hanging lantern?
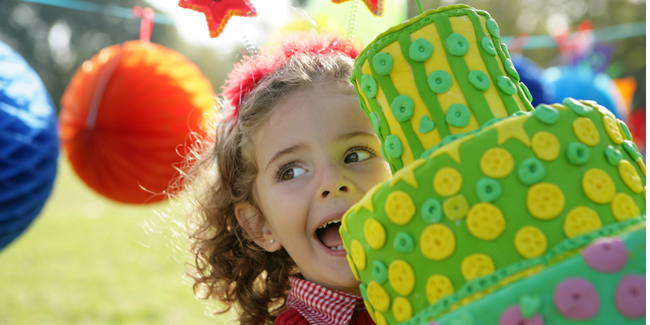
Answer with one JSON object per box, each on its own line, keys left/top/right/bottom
{"left": 0, "top": 41, "right": 59, "bottom": 250}
{"left": 60, "top": 40, "right": 215, "bottom": 204}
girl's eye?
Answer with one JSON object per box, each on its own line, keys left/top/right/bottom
{"left": 280, "top": 166, "right": 306, "bottom": 180}
{"left": 344, "top": 150, "right": 372, "bottom": 163}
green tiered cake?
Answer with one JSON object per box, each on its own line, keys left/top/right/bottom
{"left": 340, "top": 5, "right": 646, "bottom": 325}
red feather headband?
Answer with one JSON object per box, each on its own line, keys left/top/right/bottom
{"left": 221, "top": 33, "right": 360, "bottom": 121}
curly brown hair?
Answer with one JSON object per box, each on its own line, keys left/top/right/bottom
{"left": 181, "top": 36, "right": 359, "bottom": 325}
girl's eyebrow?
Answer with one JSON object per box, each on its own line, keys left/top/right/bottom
{"left": 336, "top": 131, "right": 376, "bottom": 142}
{"left": 265, "top": 144, "right": 305, "bottom": 172}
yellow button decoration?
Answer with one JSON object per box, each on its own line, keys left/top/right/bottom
{"left": 351, "top": 239, "right": 367, "bottom": 270}
{"left": 573, "top": 117, "right": 600, "bottom": 146}
{"left": 373, "top": 311, "right": 388, "bottom": 325}
{"left": 385, "top": 191, "right": 416, "bottom": 225}
{"left": 526, "top": 183, "right": 565, "bottom": 220}
{"left": 367, "top": 281, "right": 391, "bottom": 312}
{"left": 514, "top": 226, "right": 547, "bottom": 259}
{"left": 461, "top": 253, "right": 495, "bottom": 281}
{"left": 364, "top": 218, "right": 387, "bottom": 250}
{"left": 442, "top": 195, "right": 469, "bottom": 221}
{"left": 420, "top": 224, "right": 456, "bottom": 261}
{"left": 466, "top": 202, "right": 506, "bottom": 240}
{"left": 603, "top": 115, "right": 624, "bottom": 144}
{"left": 426, "top": 274, "right": 454, "bottom": 304}
{"left": 388, "top": 260, "right": 415, "bottom": 296}
{"left": 638, "top": 157, "right": 646, "bottom": 177}
{"left": 611, "top": 192, "right": 641, "bottom": 221}
{"left": 531, "top": 131, "right": 560, "bottom": 161}
{"left": 434, "top": 167, "right": 463, "bottom": 197}
{"left": 392, "top": 297, "right": 413, "bottom": 323}
{"left": 618, "top": 160, "right": 643, "bottom": 193}
{"left": 563, "top": 206, "right": 602, "bottom": 238}
{"left": 582, "top": 168, "right": 616, "bottom": 204}
{"left": 346, "top": 254, "right": 361, "bottom": 281}
{"left": 480, "top": 148, "right": 514, "bottom": 178}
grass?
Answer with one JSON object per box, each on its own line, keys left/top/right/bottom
{"left": 0, "top": 155, "right": 233, "bottom": 325}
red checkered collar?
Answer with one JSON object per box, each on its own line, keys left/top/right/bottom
{"left": 287, "top": 276, "right": 365, "bottom": 325}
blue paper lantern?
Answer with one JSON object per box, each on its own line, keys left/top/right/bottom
{"left": 0, "top": 41, "right": 59, "bottom": 251}
{"left": 510, "top": 54, "right": 552, "bottom": 107}
{"left": 541, "top": 65, "right": 624, "bottom": 119}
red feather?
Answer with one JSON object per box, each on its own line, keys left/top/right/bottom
{"left": 222, "top": 33, "right": 360, "bottom": 120}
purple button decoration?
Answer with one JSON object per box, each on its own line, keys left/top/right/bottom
{"left": 499, "top": 305, "right": 544, "bottom": 325}
{"left": 0, "top": 41, "right": 59, "bottom": 251}
{"left": 581, "top": 237, "right": 628, "bottom": 273}
{"left": 553, "top": 278, "right": 600, "bottom": 320}
{"left": 615, "top": 274, "right": 645, "bottom": 318}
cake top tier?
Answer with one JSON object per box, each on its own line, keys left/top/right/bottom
{"left": 351, "top": 5, "right": 534, "bottom": 173}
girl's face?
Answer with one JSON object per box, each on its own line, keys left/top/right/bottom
{"left": 251, "top": 82, "right": 392, "bottom": 294}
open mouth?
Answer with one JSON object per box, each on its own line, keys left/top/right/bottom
{"left": 315, "top": 219, "right": 344, "bottom": 251}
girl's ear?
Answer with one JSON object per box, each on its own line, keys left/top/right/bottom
{"left": 234, "top": 201, "right": 282, "bottom": 252}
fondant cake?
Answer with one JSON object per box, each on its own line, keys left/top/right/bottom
{"left": 340, "top": 5, "right": 646, "bottom": 325}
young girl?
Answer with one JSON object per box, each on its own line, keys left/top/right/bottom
{"left": 182, "top": 33, "right": 392, "bottom": 325}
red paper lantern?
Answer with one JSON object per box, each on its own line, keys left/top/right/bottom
{"left": 60, "top": 40, "right": 215, "bottom": 204}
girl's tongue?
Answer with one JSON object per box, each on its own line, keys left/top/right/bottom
{"left": 317, "top": 223, "right": 343, "bottom": 248}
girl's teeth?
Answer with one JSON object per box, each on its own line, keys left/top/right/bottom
{"left": 329, "top": 245, "right": 345, "bottom": 251}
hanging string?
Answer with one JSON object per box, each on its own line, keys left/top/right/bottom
{"left": 132, "top": 6, "right": 155, "bottom": 42}
{"left": 346, "top": 0, "right": 360, "bottom": 51}
{"left": 237, "top": 22, "right": 259, "bottom": 61}
{"left": 415, "top": 0, "right": 424, "bottom": 14}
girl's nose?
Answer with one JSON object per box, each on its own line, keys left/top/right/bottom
{"left": 318, "top": 163, "right": 355, "bottom": 199}
{"left": 321, "top": 185, "right": 349, "bottom": 198}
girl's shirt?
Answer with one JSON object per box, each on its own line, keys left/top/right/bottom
{"left": 274, "top": 276, "right": 375, "bottom": 325}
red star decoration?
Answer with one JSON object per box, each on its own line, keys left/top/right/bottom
{"left": 331, "top": 0, "right": 383, "bottom": 17}
{"left": 178, "top": 0, "right": 257, "bottom": 38}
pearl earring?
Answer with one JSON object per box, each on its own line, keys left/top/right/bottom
{"left": 270, "top": 239, "right": 275, "bottom": 244}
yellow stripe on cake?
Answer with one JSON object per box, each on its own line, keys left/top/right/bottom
{"left": 363, "top": 61, "right": 415, "bottom": 164}
{"left": 449, "top": 15, "right": 508, "bottom": 118}
{"left": 381, "top": 42, "right": 442, "bottom": 151}
{"left": 410, "top": 24, "right": 479, "bottom": 135}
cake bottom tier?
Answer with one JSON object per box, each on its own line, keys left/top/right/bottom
{"left": 425, "top": 222, "right": 645, "bottom": 325}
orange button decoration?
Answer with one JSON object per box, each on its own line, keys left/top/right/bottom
{"left": 60, "top": 41, "right": 215, "bottom": 204}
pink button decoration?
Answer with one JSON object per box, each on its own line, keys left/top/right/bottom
{"left": 499, "top": 305, "right": 545, "bottom": 325}
{"left": 553, "top": 278, "right": 600, "bottom": 319}
{"left": 581, "top": 237, "right": 628, "bottom": 273}
{"left": 615, "top": 274, "right": 646, "bottom": 318}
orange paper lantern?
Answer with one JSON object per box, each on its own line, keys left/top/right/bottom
{"left": 60, "top": 40, "right": 215, "bottom": 204}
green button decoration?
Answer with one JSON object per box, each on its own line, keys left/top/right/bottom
{"left": 385, "top": 135, "right": 403, "bottom": 158}
{"left": 496, "top": 76, "right": 518, "bottom": 95}
{"left": 372, "top": 261, "right": 388, "bottom": 284}
{"left": 372, "top": 52, "right": 393, "bottom": 75}
{"left": 446, "top": 104, "right": 471, "bottom": 127}
{"left": 419, "top": 115, "right": 435, "bottom": 134}
{"left": 476, "top": 177, "right": 502, "bottom": 203}
{"left": 532, "top": 104, "right": 559, "bottom": 125}
{"left": 409, "top": 38, "right": 434, "bottom": 62}
{"left": 483, "top": 117, "right": 503, "bottom": 128}
{"left": 393, "top": 232, "right": 415, "bottom": 253}
{"left": 518, "top": 157, "right": 546, "bottom": 185}
{"left": 563, "top": 97, "right": 592, "bottom": 116}
{"left": 468, "top": 70, "right": 490, "bottom": 91}
{"left": 501, "top": 43, "right": 510, "bottom": 59}
{"left": 512, "top": 111, "right": 528, "bottom": 117}
{"left": 446, "top": 33, "right": 469, "bottom": 56}
{"left": 420, "top": 144, "right": 440, "bottom": 159}
{"left": 486, "top": 18, "right": 500, "bottom": 38}
{"left": 481, "top": 37, "right": 496, "bottom": 56}
{"left": 391, "top": 95, "right": 414, "bottom": 122}
{"left": 519, "top": 295, "right": 543, "bottom": 319}
{"left": 567, "top": 142, "right": 591, "bottom": 165}
{"left": 442, "top": 134, "right": 463, "bottom": 145}
{"left": 360, "top": 74, "right": 378, "bottom": 99}
{"left": 618, "top": 119, "right": 633, "bottom": 140}
{"left": 504, "top": 59, "right": 520, "bottom": 81}
{"left": 421, "top": 198, "right": 443, "bottom": 223}
{"left": 520, "top": 82, "right": 533, "bottom": 102}
{"left": 623, "top": 140, "right": 642, "bottom": 160}
{"left": 359, "top": 283, "right": 368, "bottom": 301}
{"left": 428, "top": 70, "right": 453, "bottom": 94}
{"left": 604, "top": 145, "right": 622, "bottom": 166}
